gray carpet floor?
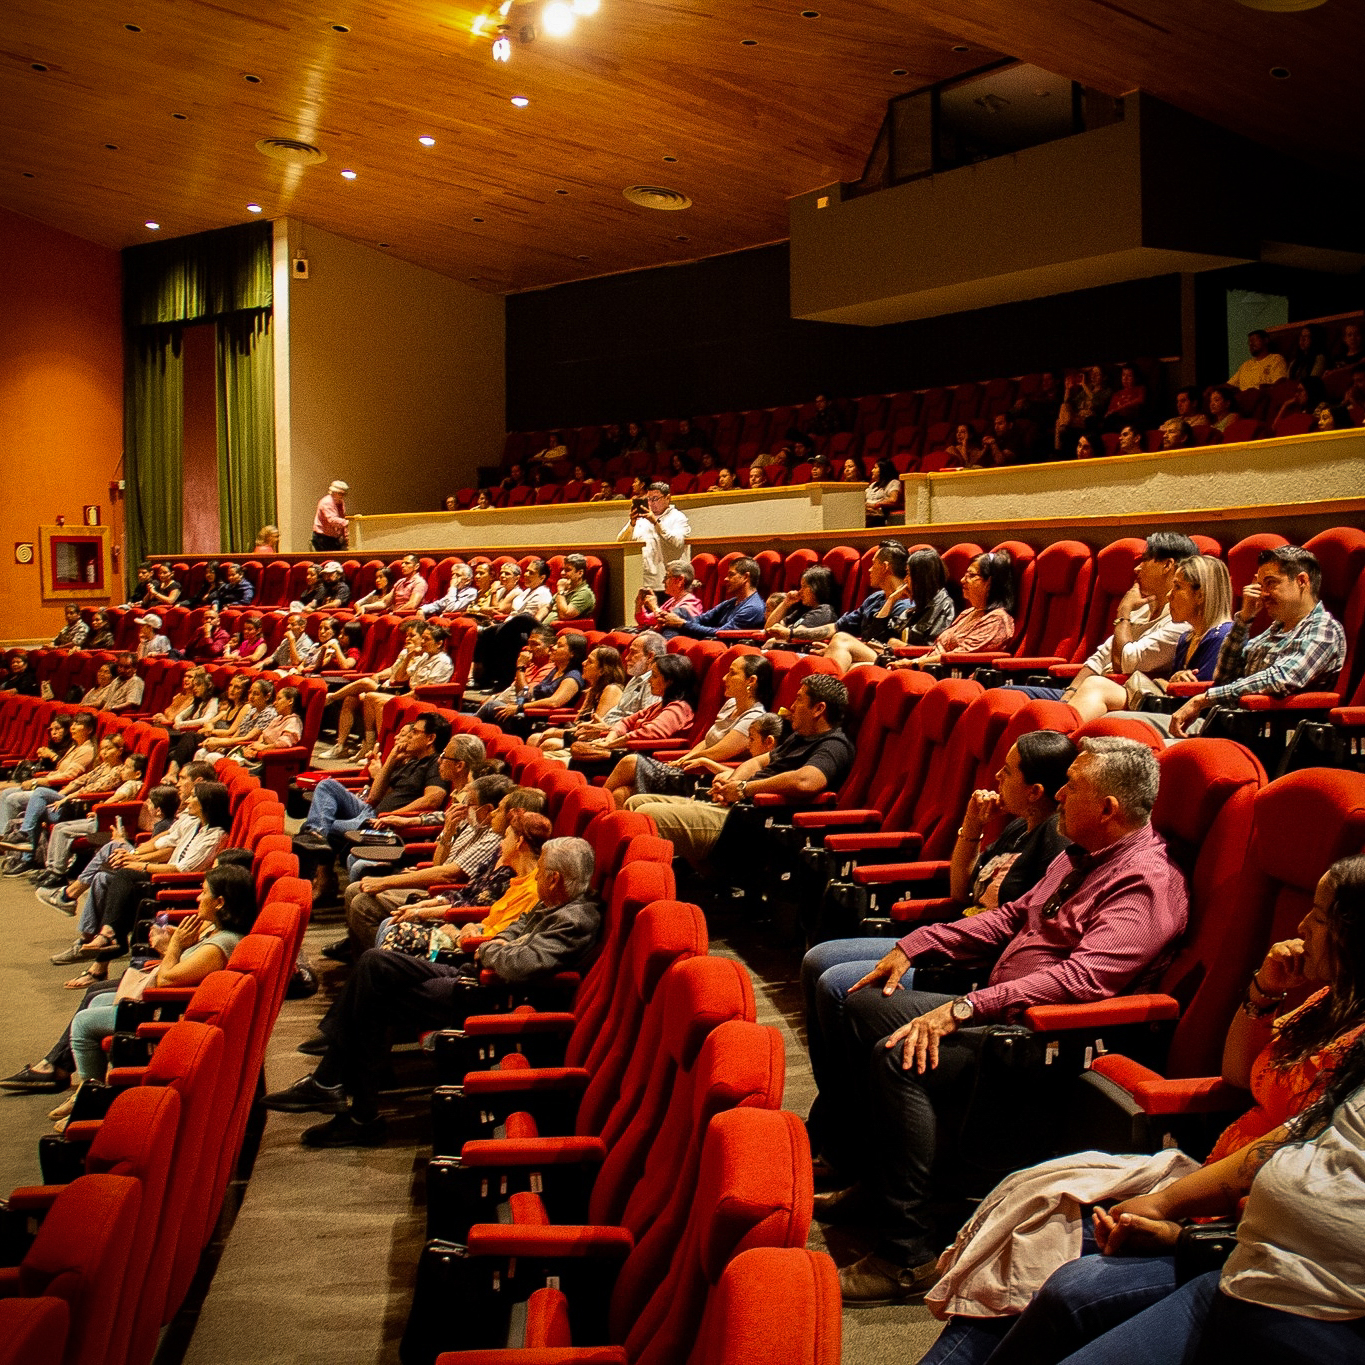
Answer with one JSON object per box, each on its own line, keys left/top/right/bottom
{"left": 0, "top": 871, "right": 944, "bottom": 1364}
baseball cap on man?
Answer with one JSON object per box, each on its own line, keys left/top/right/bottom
{"left": 323, "top": 561, "right": 343, "bottom": 574}
{"left": 329, "top": 480, "right": 350, "bottom": 495}
{"left": 137, "top": 613, "right": 162, "bottom": 629}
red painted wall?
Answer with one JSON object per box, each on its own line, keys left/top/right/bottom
{"left": 0, "top": 206, "right": 124, "bottom": 642}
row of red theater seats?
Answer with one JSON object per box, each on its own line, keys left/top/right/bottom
{"left": 1, "top": 657, "right": 334, "bottom": 803}
{"left": 498, "top": 363, "right": 1361, "bottom": 473}
{"left": 0, "top": 766, "right": 310, "bottom": 1365}
{"left": 450, "top": 638, "right": 1365, "bottom": 1181}
{"left": 129, "top": 552, "right": 609, "bottom": 621}
{"left": 282, "top": 714, "right": 840, "bottom": 1365}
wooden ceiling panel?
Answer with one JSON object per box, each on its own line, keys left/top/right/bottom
{"left": 0, "top": 0, "right": 1354, "bottom": 294}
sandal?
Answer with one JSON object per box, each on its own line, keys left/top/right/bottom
{"left": 64, "top": 966, "right": 107, "bottom": 989}
{"left": 77, "top": 931, "right": 118, "bottom": 960}
{"left": 48, "top": 1090, "right": 78, "bottom": 1121}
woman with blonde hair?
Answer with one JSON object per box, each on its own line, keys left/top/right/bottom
{"left": 1063, "top": 554, "right": 1233, "bottom": 721}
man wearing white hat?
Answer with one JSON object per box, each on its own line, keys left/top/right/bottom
{"left": 134, "top": 613, "right": 172, "bottom": 660}
{"left": 313, "top": 480, "right": 350, "bottom": 553}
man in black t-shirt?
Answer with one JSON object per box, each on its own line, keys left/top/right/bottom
{"left": 628, "top": 674, "right": 854, "bottom": 876}
{"left": 298, "top": 712, "right": 452, "bottom": 852}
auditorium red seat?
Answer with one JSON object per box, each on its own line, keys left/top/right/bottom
{"left": 1077, "top": 763, "right": 1365, "bottom": 1153}
{"left": 0, "top": 1174, "right": 141, "bottom": 1365}
{"left": 413, "top": 1105, "right": 811, "bottom": 1365}
{"left": 682, "top": 1247, "right": 841, "bottom": 1365}
{"left": 1050, "top": 537, "right": 1146, "bottom": 680}
{"left": 0, "top": 1298, "right": 69, "bottom": 1365}
{"left": 988, "top": 540, "right": 1095, "bottom": 675}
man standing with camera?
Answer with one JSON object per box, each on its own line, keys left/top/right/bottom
{"left": 616, "top": 482, "right": 690, "bottom": 592}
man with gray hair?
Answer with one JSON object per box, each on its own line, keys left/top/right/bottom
{"left": 421, "top": 561, "right": 477, "bottom": 618}
{"left": 264, "top": 834, "right": 601, "bottom": 1148}
{"left": 824, "top": 736, "right": 1189, "bottom": 1304}
{"left": 590, "top": 632, "right": 666, "bottom": 731}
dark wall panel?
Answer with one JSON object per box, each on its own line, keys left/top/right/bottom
{"left": 506, "top": 243, "right": 1184, "bottom": 431}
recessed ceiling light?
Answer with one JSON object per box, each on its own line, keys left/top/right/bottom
{"left": 740, "top": 38, "right": 757, "bottom": 45}
{"left": 1269, "top": 65, "right": 1292, "bottom": 78}
{"left": 22, "top": 171, "right": 35, "bottom": 178}
{"left": 124, "top": 23, "right": 142, "bottom": 32}
{"left": 674, "top": 234, "right": 690, "bottom": 242}
{"left": 341, "top": 169, "right": 357, "bottom": 179}
{"left": 246, "top": 203, "right": 262, "bottom": 212}
{"left": 469, "top": 275, "right": 480, "bottom": 281}
{"left": 801, "top": 9, "right": 820, "bottom": 16}
{"left": 171, "top": 111, "right": 188, "bottom": 119}
{"left": 891, "top": 67, "right": 908, "bottom": 76}
{"left": 555, "top": 188, "right": 569, "bottom": 195}
{"left": 575, "top": 254, "right": 589, "bottom": 260}
{"left": 104, "top": 143, "right": 119, "bottom": 150}
{"left": 31, "top": 63, "right": 48, "bottom": 71}
{"left": 543, "top": 1, "right": 575, "bottom": 37}
{"left": 418, "top": 135, "right": 436, "bottom": 146}
{"left": 145, "top": 221, "right": 160, "bottom": 230}
{"left": 951, "top": 44, "right": 970, "bottom": 52}
{"left": 378, "top": 241, "right": 391, "bottom": 248}
{"left": 663, "top": 154, "right": 678, "bottom": 162}
{"left": 472, "top": 216, "right": 485, "bottom": 223}
{"left": 331, "top": 22, "right": 350, "bottom": 32}
{"left": 510, "top": 95, "right": 529, "bottom": 107}
{"left": 244, "top": 73, "right": 261, "bottom": 83}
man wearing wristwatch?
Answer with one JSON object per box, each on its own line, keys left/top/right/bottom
{"left": 827, "top": 737, "right": 1189, "bottom": 1306}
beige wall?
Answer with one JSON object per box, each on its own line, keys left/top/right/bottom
{"left": 278, "top": 220, "right": 504, "bottom": 551}
{"left": 911, "top": 428, "right": 1365, "bottom": 527}
{"left": 349, "top": 482, "right": 868, "bottom": 555}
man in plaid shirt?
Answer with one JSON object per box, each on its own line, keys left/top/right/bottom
{"left": 1171, "top": 545, "right": 1346, "bottom": 737}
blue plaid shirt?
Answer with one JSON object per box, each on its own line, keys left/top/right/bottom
{"left": 1207, "top": 601, "right": 1346, "bottom": 702}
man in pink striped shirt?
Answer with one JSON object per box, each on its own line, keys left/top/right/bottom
{"left": 312, "top": 480, "right": 349, "bottom": 552}
{"left": 823, "top": 737, "right": 1189, "bottom": 1304}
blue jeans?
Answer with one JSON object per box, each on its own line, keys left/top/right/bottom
{"left": 801, "top": 937, "right": 911, "bottom": 1175}
{"left": 1000, "top": 684, "right": 1065, "bottom": 702}
{"left": 305, "top": 779, "right": 375, "bottom": 838}
{"left": 921, "top": 1228, "right": 1178, "bottom": 1365}
{"left": 70, "top": 996, "right": 122, "bottom": 1080}
{"left": 12, "top": 786, "right": 63, "bottom": 855}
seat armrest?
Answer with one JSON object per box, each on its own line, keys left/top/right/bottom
{"left": 790, "top": 807, "right": 881, "bottom": 831}
{"left": 461, "top": 1012, "right": 578, "bottom": 1038}
{"left": 1240, "top": 692, "right": 1340, "bottom": 712}
{"left": 465, "top": 1224, "right": 634, "bottom": 1259}
{"left": 461, "top": 1066, "right": 591, "bottom": 1096}
{"left": 1024, "top": 994, "right": 1181, "bottom": 1032}
{"left": 1166, "top": 681, "right": 1213, "bottom": 698}
{"left": 458, "top": 1136, "right": 607, "bottom": 1168}
{"left": 1089, "top": 1054, "right": 1249, "bottom": 1116}
{"left": 996, "top": 656, "right": 1067, "bottom": 672}
{"left": 889, "top": 896, "right": 962, "bottom": 924}
{"left": 4, "top": 1186, "right": 62, "bottom": 1214}
{"left": 938, "top": 650, "right": 1010, "bottom": 666}
{"left": 827, "top": 831, "right": 924, "bottom": 857}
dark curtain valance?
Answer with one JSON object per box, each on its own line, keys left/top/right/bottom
{"left": 123, "top": 219, "right": 273, "bottom": 328}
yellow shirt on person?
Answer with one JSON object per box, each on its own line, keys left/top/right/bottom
{"left": 475, "top": 869, "right": 541, "bottom": 939}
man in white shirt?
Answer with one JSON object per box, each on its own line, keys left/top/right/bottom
{"left": 617, "top": 482, "right": 691, "bottom": 592}
{"left": 421, "top": 562, "right": 477, "bottom": 618}
{"left": 1229, "top": 330, "right": 1290, "bottom": 390}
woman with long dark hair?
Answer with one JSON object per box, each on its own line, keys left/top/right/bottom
{"left": 894, "top": 551, "right": 1016, "bottom": 667}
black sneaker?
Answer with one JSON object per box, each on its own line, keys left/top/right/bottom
{"left": 261, "top": 1074, "right": 348, "bottom": 1114}
{"left": 294, "top": 829, "right": 332, "bottom": 850}
{"left": 300, "top": 1113, "right": 387, "bottom": 1148}
{"left": 320, "top": 939, "right": 354, "bottom": 963}
{"left": 3, "top": 856, "right": 34, "bottom": 878}
{"left": 297, "top": 1032, "right": 331, "bottom": 1056}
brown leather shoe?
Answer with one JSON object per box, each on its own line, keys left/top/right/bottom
{"left": 838, "top": 1252, "right": 940, "bottom": 1307}
{"left": 812, "top": 1183, "right": 875, "bottom": 1226}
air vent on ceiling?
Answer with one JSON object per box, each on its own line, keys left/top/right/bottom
{"left": 622, "top": 184, "right": 692, "bottom": 210}
{"left": 255, "top": 137, "right": 328, "bottom": 165}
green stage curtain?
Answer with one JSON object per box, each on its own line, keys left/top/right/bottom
{"left": 122, "top": 220, "right": 275, "bottom": 580}
{"left": 216, "top": 310, "right": 276, "bottom": 553}
{"left": 123, "top": 328, "right": 183, "bottom": 571}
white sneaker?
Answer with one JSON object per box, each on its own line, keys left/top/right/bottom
{"left": 318, "top": 744, "right": 347, "bottom": 761}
